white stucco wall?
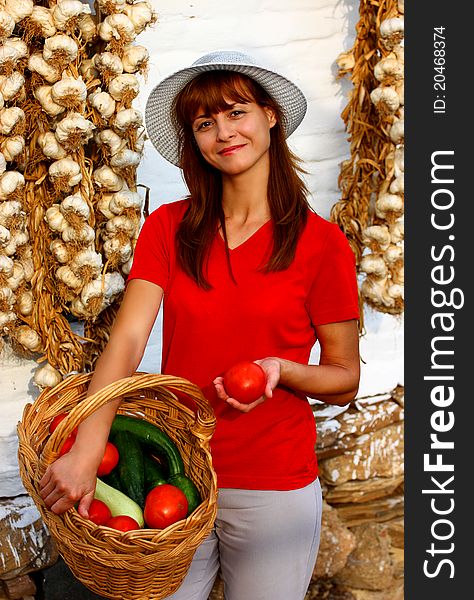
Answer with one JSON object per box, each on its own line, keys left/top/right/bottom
{"left": 1, "top": 0, "right": 403, "bottom": 497}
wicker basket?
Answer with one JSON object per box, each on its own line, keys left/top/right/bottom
{"left": 17, "top": 372, "right": 218, "bottom": 600}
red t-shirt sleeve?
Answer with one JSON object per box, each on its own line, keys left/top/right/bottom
{"left": 127, "top": 205, "right": 172, "bottom": 292}
{"left": 306, "top": 223, "right": 360, "bottom": 326}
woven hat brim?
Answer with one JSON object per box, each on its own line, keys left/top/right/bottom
{"left": 145, "top": 62, "right": 307, "bottom": 166}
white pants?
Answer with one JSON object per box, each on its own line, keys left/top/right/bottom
{"left": 167, "top": 479, "right": 322, "bottom": 600}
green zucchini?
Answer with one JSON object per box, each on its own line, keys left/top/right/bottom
{"left": 143, "top": 453, "right": 167, "bottom": 493}
{"left": 168, "top": 474, "right": 202, "bottom": 516}
{"left": 111, "top": 430, "right": 145, "bottom": 508}
{"left": 111, "top": 415, "right": 184, "bottom": 477}
{"left": 94, "top": 478, "right": 144, "bottom": 527}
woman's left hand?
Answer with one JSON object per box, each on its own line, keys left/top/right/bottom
{"left": 213, "top": 357, "right": 281, "bottom": 413}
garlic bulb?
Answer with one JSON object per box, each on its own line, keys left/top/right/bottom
{"left": 0, "top": 285, "right": 15, "bottom": 306}
{"left": 389, "top": 119, "right": 404, "bottom": 145}
{"left": 29, "top": 6, "right": 57, "bottom": 38}
{"left": 56, "top": 264, "right": 83, "bottom": 291}
{"left": 34, "top": 363, "right": 62, "bottom": 388}
{"left": 391, "top": 265, "right": 404, "bottom": 285}
{"left": 60, "top": 193, "right": 91, "bottom": 221}
{"left": 103, "top": 236, "right": 132, "bottom": 264}
{"left": 113, "top": 107, "right": 143, "bottom": 132}
{"left": 14, "top": 324, "right": 42, "bottom": 352}
{"left": 33, "top": 85, "right": 66, "bottom": 117}
{"left": 361, "top": 277, "right": 393, "bottom": 308}
{"left": 121, "top": 255, "right": 133, "bottom": 275}
{"left": 0, "top": 310, "right": 15, "bottom": 329}
{"left": 0, "top": 224, "right": 10, "bottom": 247}
{"left": 380, "top": 17, "right": 404, "bottom": 48}
{"left": 104, "top": 215, "right": 137, "bottom": 238}
{"left": 398, "top": 0, "right": 404, "bottom": 13}
{"left": 387, "top": 283, "right": 404, "bottom": 302}
{"left": 389, "top": 219, "right": 404, "bottom": 244}
{"left": 0, "top": 199, "right": 22, "bottom": 223}
{"left": 96, "top": 193, "right": 115, "bottom": 219}
{"left": 98, "top": 14, "right": 136, "bottom": 44}
{"left": 52, "top": 0, "right": 91, "bottom": 31}
{"left": 92, "top": 52, "right": 123, "bottom": 78}
{"left": 389, "top": 174, "right": 404, "bottom": 195}
{"left": 45, "top": 205, "right": 67, "bottom": 232}
{"left": 0, "top": 11, "right": 15, "bottom": 42}
{"left": 336, "top": 50, "right": 355, "bottom": 72}
{"left": 95, "top": 128, "right": 124, "bottom": 155}
{"left": 0, "top": 71, "right": 25, "bottom": 102}
{"left": 374, "top": 57, "right": 404, "bottom": 84}
{"left": 384, "top": 244, "right": 404, "bottom": 265}
{"left": 79, "top": 58, "right": 99, "bottom": 81}
{"left": 108, "top": 73, "right": 139, "bottom": 102}
{"left": 121, "top": 45, "right": 149, "bottom": 74}
{"left": 0, "top": 39, "right": 28, "bottom": 70}
{"left": 370, "top": 86, "right": 400, "bottom": 115}
{"left": 50, "top": 238, "right": 70, "bottom": 263}
{"left": 43, "top": 34, "right": 78, "bottom": 64}
{"left": 28, "top": 53, "right": 61, "bottom": 84}
{"left": 51, "top": 74, "right": 88, "bottom": 108}
{"left": 21, "top": 253, "right": 34, "bottom": 282}
{"left": 61, "top": 223, "right": 95, "bottom": 244}
{"left": 38, "top": 131, "right": 68, "bottom": 160}
{"left": 124, "top": 2, "right": 155, "bottom": 34}
{"left": 70, "top": 249, "right": 103, "bottom": 279}
{"left": 362, "top": 225, "right": 391, "bottom": 250}
{"left": 49, "top": 157, "right": 82, "bottom": 188}
{"left": 4, "top": 0, "right": 34, "bottom": 24}
{"left": 80, "top": 271, "right": 125, "bottom": 311}
{"left": 6, "top": 261, "right": 25, "bottom": 291}
{"left": 0, "top": 152, "right": 5, "bottom": 174}
{"left": 97, "top": 0, "right": 127, "bottom": 15}
{"left": 1, "top": 135, "right": 25, "bottom": 162}
{"left": 109, "top": 190, "right": 142, "bottom": 214}
{"left": 77, "top": 13, "right": 97, "bottom": 42}
{"left": 54, "top": 112, "right": 95, "bottom": 149}
{"left": 93, "top": 165, "right": 124, "bottom": 191}
{"left": 0, "top": 170, "right": 25, "bottom": 199}
{"left": 17, "top": 290, "right": 33, "bottom": 316}
{"left": 375, "top": 192, "right": 404, "bottom": 220}
{"left": 110, "top": 147, "right": 141, "bottom": 168}
{"left": 394, "top": 146, "right": 404, "bottom": 178}
{"left": 89, "top": 89, "right": 116, "bottom": 119}
{"left": 0, "top": 254, "right": 14, "bottom": 278}
{"left": 360, "top": 253, "right": 388, "bottom": 278}
{"left": 0, "top": 106, "right": 25, "bottom": 135}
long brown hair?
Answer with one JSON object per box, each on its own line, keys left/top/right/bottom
{"left": 172, "top": 70, "right": 312, "bottom": 289}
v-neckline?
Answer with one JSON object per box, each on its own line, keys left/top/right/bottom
{"left": 217, "top": 219, "right": 272, "bottom": 252}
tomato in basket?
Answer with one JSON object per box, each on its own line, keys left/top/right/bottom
{"left": 49, "top": 413, "right": 78, "bottom": 437}
{"left": 97, "top": 441, "right": 119, "bottom": 476}
{"left": 88, "top": 499, "right": 112, "bottom": 526}
{"left": 144, "top": 484, "right": 188, "bottom": 529}
{"left": 59, "top": 435, "right": 75, "bottom": 456}
{"left": 106, "top": 515, "right": 141, "bottom": 532}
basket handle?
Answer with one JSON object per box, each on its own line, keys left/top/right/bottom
{"left": 40, "top": 373, "right": 216, "bottom": 473}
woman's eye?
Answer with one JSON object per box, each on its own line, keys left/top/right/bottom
{"left": 231, "top": 110, "right": 244, "bottom": 117}
{"left": 197, "top": 120, "right": 212, "bottom": 130}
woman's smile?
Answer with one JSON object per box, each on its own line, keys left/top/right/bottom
{"left": 218, "top": 144, "right": 247, "bottom": 156}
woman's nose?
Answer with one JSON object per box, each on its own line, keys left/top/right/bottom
{"left": 215, "top": 117, "right": 235, "bottom": 141}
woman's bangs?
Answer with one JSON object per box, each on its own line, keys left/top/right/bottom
{"left": 181, "top": 72, "right": 258, "bottom": 123}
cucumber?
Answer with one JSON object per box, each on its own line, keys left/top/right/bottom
{"left": 101, "top": 468, "right": 123, "bottom": 493}
{"left": 143, "top": 453, "right": 167, "bottom": 493}
{"left": 111, "top": 430, "right": 145, "bottom": 508}
{"left": 168, "top": 474, "right": 202, "bottom": 516}
{"left": 94, "top": 477, "right": 144, "bottom": 527}
{"left": 111, "top": 415, "right": 184, "bottom": 477}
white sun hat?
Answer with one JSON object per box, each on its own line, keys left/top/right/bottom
{"left": 144, "top": 50, "right": 308, "bottom": 166}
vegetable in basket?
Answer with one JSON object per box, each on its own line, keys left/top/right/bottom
{"left": 94, "top": 477, "right": 144, "bottom": 527}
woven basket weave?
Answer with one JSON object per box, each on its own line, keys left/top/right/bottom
{"left": 17, "top": 372, "right": 218, "bottom": 600}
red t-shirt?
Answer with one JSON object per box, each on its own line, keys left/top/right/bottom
{"left": 128, "top": 199, "right": 359, "bottom": 490}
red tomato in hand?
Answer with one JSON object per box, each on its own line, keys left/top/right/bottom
{"left": 49, "top": 413, "right": 78, "bottom": 438}
{"left": 97, "top": 442, "right": 119, "bottom": 476}
{"left": 106, "top": 515, "right": 140, "bottom": 532}
{"left": 223, "top": 361, "right": 267, "bottom": 404}
{"left": 144, "top": 484, "right": 188, "bottom": 529}
{"left": 88, "top": 499, "right": 112, "bottom": 526}
{"left": 59, "top": 434, "right": 75, "bottom": 456}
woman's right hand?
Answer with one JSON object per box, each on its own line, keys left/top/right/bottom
{"left": 39, "top": 447, "right": 100, "bottom": 518}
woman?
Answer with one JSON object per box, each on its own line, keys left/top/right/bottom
{"left": 39, "top": 51, "right": 360, "bottom": 599}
